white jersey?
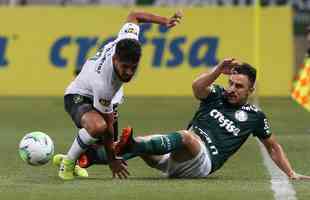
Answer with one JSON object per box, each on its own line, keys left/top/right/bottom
{"left": 65, "top": 22, "right": 140, "bottom": 113}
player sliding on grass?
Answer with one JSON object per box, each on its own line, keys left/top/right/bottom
{"left": 79, "top": 58, "right": 310, "bottom": 180}
{"left": 53, "top": 10, "right": 183, "bottom": 180}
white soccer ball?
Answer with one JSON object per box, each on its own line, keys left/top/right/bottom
{"left": 18, "top": 131, "right": 54, "bottom": 166}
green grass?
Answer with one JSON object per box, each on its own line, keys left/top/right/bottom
{"left": 0, "top": 96, "right": 309, "bottom": 200}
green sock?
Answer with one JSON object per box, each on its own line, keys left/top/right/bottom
{"left": 132, "top": 132, "right": 183, "bottom": 155}
{"left": 92, "top": 132, "right": 183, "bottom": 164}
{"left": 96, "top": 148, "right": 108, "bottom": 164}
{"left": 94, "top": 148, "right": 137, "bottom": 163}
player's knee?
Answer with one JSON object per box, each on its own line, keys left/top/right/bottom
{"left": 135, "top": 136, "right": 144, "bottom": 142}
{"left": 178, "top": 130, "right": 197, "bottom": 147}
{"left": 83, "top": 120, "right": 107, "bottom": 137}
{"left": 81, "top": 112, "right": 108, "bottom": 137}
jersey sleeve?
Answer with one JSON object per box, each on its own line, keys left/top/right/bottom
{"left": 117, "top": 23, "right": 140, "bottom": 41}
{"left": 201, "top": 84, "right": 225, "bottom": 103}
{"left": 252, "top": 112, "right": 272, "bottom": 139}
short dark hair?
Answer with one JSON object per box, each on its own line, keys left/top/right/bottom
{"left": 115, "top": 38, "right": 141, "bottom": 63}
{"left": 233, "top": 63, "right": 257, "bottom": 87}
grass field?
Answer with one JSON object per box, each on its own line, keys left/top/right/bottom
{"left": 0, "top": 96, "right": 309, "bottom": 200}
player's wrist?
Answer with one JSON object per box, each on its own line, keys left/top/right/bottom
{"left": 287, "top": 170, "right": 296, "bottom": 179}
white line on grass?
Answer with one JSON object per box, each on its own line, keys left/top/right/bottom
{"left": 257, "top": 140, "right": 297, "bottom": 200}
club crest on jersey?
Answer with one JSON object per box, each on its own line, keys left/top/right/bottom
{"left": 99, "top": 99, "right": 111, "bottom": 107}
{"left": 73, "top": 95, "right": 83, "bottom": 104}
{"left": 235, "top": 110, "right": 248, "bottom": 122}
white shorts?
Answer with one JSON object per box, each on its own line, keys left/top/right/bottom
{"left": 158, "top": 140, "right": 212, "bottom": 178}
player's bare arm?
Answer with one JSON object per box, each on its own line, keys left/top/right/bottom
{"left": 101, "top": 113, "right": 129, "bottom": 179}
{"left": 261, "top": 135, "right": 310, "bottom": 180}
{"left": 192, "top": 58, "right": 241, "bottom": 100}
{"left": 126, "top": 10, "right": 182, "bottom": 28}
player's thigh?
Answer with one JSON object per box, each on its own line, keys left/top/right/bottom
{"left": 64, "top": 94, "right": 94, "bottom": 127}
{"left": 80, "top": 111, "right": 108, "bottom": 135}
{"left": 170, "top": 130, "right": 201, "bottom": 163}
{"left": 64, "top": 94, "right": 106, "bottom": 134}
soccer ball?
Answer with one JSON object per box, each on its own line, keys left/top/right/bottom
{"left": 18, "top": 131, "right": 54, "bottom": 166}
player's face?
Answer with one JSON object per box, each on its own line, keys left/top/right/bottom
{"left": 225, "top": 74, "right": 254, "bottom": 105}
{"left": 114, "top": 59, "right": 138, "bottom": 83}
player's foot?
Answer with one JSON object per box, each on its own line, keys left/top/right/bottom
{"left": 58, "top": 157, "right": 75, "bottom": 180}
{"left": 77, "top": 144, "right": 109, "bottom": 168}
{"left": 54, "top": 154, "right": 88, "bottom": 179}
{"left": 74, "top": 165, "right": 88, "bottom": 178}
{"left": 115, "top": 127, "right": 135, "bottom": 156}
{"left": 78, "top": 154, "right": 91, "bottom": 168}
{"left": 53, "top": 154, "right": 65, "bottom": 166}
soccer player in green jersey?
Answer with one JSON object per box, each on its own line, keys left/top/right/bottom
{"left": 78, "top": 58, "right": 310, "bottom": 179}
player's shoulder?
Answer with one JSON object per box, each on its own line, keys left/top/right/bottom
{"left": 117, "top": 22, "right": 140, "bottom": 41}
{"left": 241, "top": 103, "right": 261, "bottom": 113}
{"left": 209, "top": 84, "right": 225, "bottom": 95}
{"left": 119, "top": 22, "right": 139, "bottom": 35}
{"left": 241, "top": 103, "right": 267, "bottom": 118}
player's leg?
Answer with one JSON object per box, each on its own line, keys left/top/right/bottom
{"left": 115, "top": 129, "right": 204, "bottom": 174}
{"left": 79, "top": 128, "right": 201, "bottom": 169}
{"left": 74, "top": 129, "right": 210, "bottom": 178}
{"left": 57, "top": 94, "right": 107, "bottom": 180}
{"left": 136, "top": 131, "right": 212, "bottom": 178}
{"left": 132, "top": 130, "right": 202, "bottom": 173}
{"left": 113, "top": 104, "right": 119, "bottom": 141}
{"left": 77, "top": 103, "right": 119, "bottom": 168}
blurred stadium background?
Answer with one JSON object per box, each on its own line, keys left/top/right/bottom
{"left": 0, "top": 1, "right": 309, "bottom": 200}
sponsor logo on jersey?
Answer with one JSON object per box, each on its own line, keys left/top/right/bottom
{"left": 210, "top": 109, "right": 240, "bottom": 136}
{"left": 124, "top": 27, "right": 138, "bottom": 36}
{"left": 263, "top": 118, "right": 271, "bottom": 134}
{"left": 99, "top": 98, "right": 111, "bottom": 107}
{"left": 241, "top": 104, "right": 258, "bottom": 112}
{"left": 234, "top": 110, "right": 248, "bottom": 122}
{"left": 210, "top": 84, "right": 216, "bottom": 93}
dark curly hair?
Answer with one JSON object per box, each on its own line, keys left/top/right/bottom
{"left": 115, "top": 38, "right": 141, "bottom": 63}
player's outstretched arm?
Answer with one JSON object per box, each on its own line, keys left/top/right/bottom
{"left": 101, "top": 113, "right": 130, "bottom": 179}
{"left": 261, "top": 135, "right": 310, "bottom": 180}
{"left": 127, "top": 10, "right": 182, "bottom": 28}
{"left": 192, "top": 58, "right": 241, "bottom": 100}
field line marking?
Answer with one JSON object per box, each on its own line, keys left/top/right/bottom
{"left": 257, "top": 139, "right": 297, "bottom": 200}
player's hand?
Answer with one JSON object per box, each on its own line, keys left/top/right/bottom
{"left": 289, "top": 172, "right": 310, "bottom": 180}
{"left": 109, "top": 157, "right": 130, "bottom": 179}
{"left": 165, "top": 10, "right": 183, "bottom": 28}
{"left": 217, "top": 58, "right": 242, "bottom": 75}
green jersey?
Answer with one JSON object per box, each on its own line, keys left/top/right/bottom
{"left": 189, "top": 85, "right": 272, "bottom": 173}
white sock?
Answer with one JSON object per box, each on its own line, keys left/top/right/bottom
{"left": 66, "top": 128, "right": 98, "bottom": 161}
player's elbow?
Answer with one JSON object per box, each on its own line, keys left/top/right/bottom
{"left": 192, "top": 81, "right": 204, "bottom": 100}
{"left": 192, "top": 84, "right": 200, "bottom": 100}
{"left": 127, "top": 10, "right": 140, "bottom": 23}
{"left": 267, "top": 143, "right": 283, "bottom": 160}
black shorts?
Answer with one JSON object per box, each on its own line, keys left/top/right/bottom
{"left": 64, "top": 94, "right": 95, "bottom": 128}
{"left": 64, "top": 94, "right": 120, "bottom": 129}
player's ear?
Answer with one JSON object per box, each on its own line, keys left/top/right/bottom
{"left": 112, "top": 54, "right": 118, "bottom": 65}
{"left": 249, "top": 87, "right": 255, "bottom": 93}
{"left": 249, "top": 83, "right": 255, "bottom": 94}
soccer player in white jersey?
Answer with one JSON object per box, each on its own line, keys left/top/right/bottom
{"left": 53, "top": 10, "right": 183, "bottom": 180}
